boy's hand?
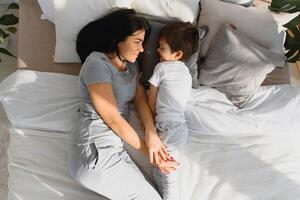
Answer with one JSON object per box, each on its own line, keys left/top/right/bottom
{"left": 157, "top": 158, "right": 180, "bottom": 174}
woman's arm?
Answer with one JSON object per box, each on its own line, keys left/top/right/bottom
{"left": 133, "top": 80, "right": 170, "bottom": 164}
{"left": 89, "top": 81, "right": 178, "bottom": 173}
{"left": 147, "top": 84, "right": 158, "bottom": 116}
{"left": 88, "top": 83, "right": 149, "bottom": 156}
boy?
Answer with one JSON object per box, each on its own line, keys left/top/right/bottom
{"left": 147, "top": 21, "right": 200, "bottom": 200}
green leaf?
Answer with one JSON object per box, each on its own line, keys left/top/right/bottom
{"left": 269, "top": 0, "right": 300, "bottom": 13}
{"left": 0, "top": 29, "right": 9, "bottom": 39}
{"left": 283, "top": 14, "right": 300, "bottom": 63}
{"left": 8, "top": 3, "right": 19, "bottom": 10}
{"left": 0, "top": 48, "right": 16, "bottom": 58}
{"left": 0, "top": 36, "right": 4, "bottom": 45}
{"left": 2, "top": 3, "right": 19, "bottom": 15}
{"left": 0, "top": 14, "right": 18, "bottom": 26}
{"left": 284, "top": 14, "right": 300, "bottom": 29}
{"left": 6, "top": 27, "right": 17, "bottom": 34}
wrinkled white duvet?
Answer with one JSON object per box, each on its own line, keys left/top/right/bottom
{"left": 1, "top": 70, "right": 300, "bottom": 200}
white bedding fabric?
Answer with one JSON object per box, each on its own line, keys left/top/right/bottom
{"left": 0, "top": 70, "right": 81, "bottom": 133}
{"left": 1, "top": 70, "right": 300, "bottom": 200}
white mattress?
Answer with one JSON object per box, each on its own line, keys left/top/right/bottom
{"left": 1, "top": 70, "right": 300, "bottom": 200}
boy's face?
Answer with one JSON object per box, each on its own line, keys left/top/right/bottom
{"left": 157, "top": 38, "right": 182, "bottom": 62}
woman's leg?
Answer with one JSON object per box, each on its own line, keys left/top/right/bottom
{"left": 70, "top": 144, "right": 161, "bottom": 200}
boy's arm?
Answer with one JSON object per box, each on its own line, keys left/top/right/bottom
{"left": 147, "top": 84, "right": 158, "bottom": 116}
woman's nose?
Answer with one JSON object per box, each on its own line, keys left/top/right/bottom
{"left": 139, "top": 45, "right": 144, "bottom": 52}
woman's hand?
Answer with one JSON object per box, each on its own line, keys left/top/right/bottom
{"left": 145, "top": 128, "right": 172, "bottom": 165}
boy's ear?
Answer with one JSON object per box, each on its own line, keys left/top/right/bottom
{"left": 175, "top": 50, "right": 184, "bottom": 60}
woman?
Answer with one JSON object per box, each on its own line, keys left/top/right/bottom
{"left": 69, "top": 9, "right": 178, "bottom": 200}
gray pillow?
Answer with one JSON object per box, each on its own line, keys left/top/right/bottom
{"left": 138, "top": 18, "right": 205, "bottom": 89}
{"left": 199, "top": 24, "right": 286, "bottom": 108}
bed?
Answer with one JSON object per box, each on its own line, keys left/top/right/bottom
{"left": 1, "top": 0, "right": 300, "bottom": 200}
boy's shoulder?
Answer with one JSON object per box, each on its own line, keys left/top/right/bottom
{"left": 156, "top": 61, "right": 186, "bottom": 70}
{"left": 156, "top": 60, "right": 183, "bottom": 67}
{"left": 154, "top": 61, "right": 171, "bottom": 73}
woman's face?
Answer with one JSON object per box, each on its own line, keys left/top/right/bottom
{"left": 118, "top": 29, "right": 145, "bottom": 63}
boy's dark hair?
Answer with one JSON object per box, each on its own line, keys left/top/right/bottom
{"left": 160, "top": 21, "right": 199, "bottom": 61}
{"left": 76, "top": 9, "right": 151, "bottom": 63}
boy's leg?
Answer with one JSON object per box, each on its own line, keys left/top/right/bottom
{"left": 153, "top": 122, "right": 189, "bottom": 200}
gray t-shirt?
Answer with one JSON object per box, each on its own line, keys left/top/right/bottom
{"left": 80, "top": 52, "right": 138, "bottom": 119}
{"left": 72, "top": 52, "right": 138, "bottom": 145}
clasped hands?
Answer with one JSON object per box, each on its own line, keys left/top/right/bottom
{"left": 145, "top": 131, "right": 179, "bottom": 174}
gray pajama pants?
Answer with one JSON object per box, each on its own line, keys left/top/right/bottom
{"left": 153, "top": 120, "right": 189, "bottom": 200}
{"left": 69, "top": 109, "right": 161, "bottom": 200}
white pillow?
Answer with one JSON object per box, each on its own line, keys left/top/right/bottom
{"left": 198, "top": 0, "right": 286, "bottom": 57}
{"left": 37, "top": 0, "right": 55, "bottom": 23}
{"left": 53, "top": 0, "right": 201, "bottom": 63}
{"left": 132, "top": 0, "right": 200, "bottom": 23}
{"left": 53, "top": 0, "right": 132, "bottom": 63}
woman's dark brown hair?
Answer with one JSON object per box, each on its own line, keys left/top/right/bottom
{"left": 76, "top": 9, "right": 151, "bottom": 63}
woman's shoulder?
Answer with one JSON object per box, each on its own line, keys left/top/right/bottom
{"left": 81, "top": 52, "right": 112, "bottom": 76}
{"left": 84, "top": 52, "right": 111, "bottom": 69}
{"left": 85, "top": 51, "right": 107, "bottom": 64}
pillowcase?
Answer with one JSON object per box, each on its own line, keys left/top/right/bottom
{"left": 53, "top": 0, "right": 132, "bottom": 63}
{"left": 132, "top": 0, "right": 200, "bottom": 23}
{"left": 37, "top": 0, "right": 54, "bottom": 23}
{"left": 139, "top": 18, "right": 206, "bottom": 89}
{"left": 198, "top": 0, "right": 286, "bottom": 58}
{"left": 199, "top": 24, "right": 286, "bottom": 108}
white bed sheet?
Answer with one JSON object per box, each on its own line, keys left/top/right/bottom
{"left": 0, "top": 70, "right": 80, "bottom": 133}
{"left": 1, "top": 70, "right": 300, "bottom": 200}
{"left": 7, "top": 127, "right": 106, "bottom": 200}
